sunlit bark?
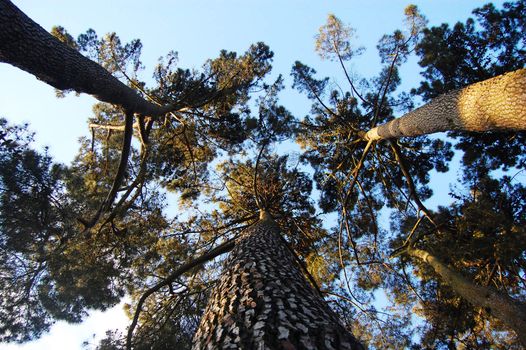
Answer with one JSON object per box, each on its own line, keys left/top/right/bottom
{"left": 365, "top": 69, "right": 526, "bottom": 140}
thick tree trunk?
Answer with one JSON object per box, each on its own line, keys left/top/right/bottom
{"left": 192, "top": 211, "right": 363, "bottom": 350}
{"left": 365, "top": 69, "right": 526, "bottom": 141}
{"left": 0, "top": 0, "right": 171, "bottom": 116}
{"left": 408, "top": 247, "right": 526, "bottom": 346}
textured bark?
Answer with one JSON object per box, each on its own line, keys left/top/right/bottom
{"left": 192, "top": 211, "right": 363, "bottom": 350}
{"left": 365, "top": 69, "right": 526, "bottom": 140}
{"left": 0, "top": 0, "right": 172, "bottom": 116}
{"left": 408, "top": 248, "right": 526, "bottom": 346}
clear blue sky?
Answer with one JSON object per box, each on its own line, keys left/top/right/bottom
{"left": 0, "top": 1, "right": 507, "bottom": 348}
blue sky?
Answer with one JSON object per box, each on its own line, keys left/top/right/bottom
{"left": 2, "top": 0, "right": 507, "bottom": 164}
{"left": 0, "top": 1, "right": 508, "bottom": 348}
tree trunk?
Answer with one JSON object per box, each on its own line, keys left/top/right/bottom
{"left": 408, "top": 247, "right": 526, "bottom": 346}
{"left": 365, "top": 69, "right": 526, "bottom": 141}
{"left": 192, "top": 211, "right": 363, "bottom": 350}
{"left": 0, "top": 0, "right": 171, "bottom": 116}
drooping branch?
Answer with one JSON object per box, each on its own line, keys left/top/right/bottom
{"left": 371, "top": 50, "right": 400, "bottom": 128}
{"left": 342, "top": 139, "right": 373, "bottom": 208}
{"left": 80, "top": 110, "right": 135, "bottom": 229}
{"left": 333, "top": 47, "right": 368, "bottom": 106}
{"left": 102, "top": 110, "right": 134, "bottom": 210}
{"left": 100, "top": 136, "right": 152, "bottom": 229}
{"left": 0, "top": 0, "right": 174, "bottom": 116}
{"left": 126, "top": 239, "right": 236, "bottom": 350}
{"left": 365, "top": 69, "right": 526, "bottom": 141}
{"left": 295, "top": 64, "right": 346, "bottom": 126}
{"left": 389, "top": 141, "right": 435, "bottom": 225}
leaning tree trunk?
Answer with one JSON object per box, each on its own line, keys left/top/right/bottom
{"left": 192, "top": 211, "right": 363, "bottom": 350}
{"left": 408, "top": 247, "right": 526, "bottom": 346}
{"left": 364, "top": 68, "right": 526, "bottom": 141}
{"left": 0, "top": 0, "right": 171, "bottom": 116}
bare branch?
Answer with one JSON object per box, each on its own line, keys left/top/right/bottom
{"left": 126, "top": 239, "right": 236, "bottom": 350}
{"left": 81, "top": 109, "right": 135, "bottom": 229}
{"left": 342, "top": 139, "right": 373, "bottom": 209}
{"left": 389, "top": 141, "right": 436, "bottom": 226}
{"left": 88, "top": 122, "right": 139, "bottom": 131}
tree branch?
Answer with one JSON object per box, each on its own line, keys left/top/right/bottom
{"left": 342, "top": 139, "right": 373, "bottom": 208}
{"left": 88, "top": 122, "right": 139, "bottom": 131}
{"left": 81, "top": 109, "right": 134, "bottom": 229}
{"left": 389, "top": 140, "right": 436, "bottom": 226}
{"left": 126, "top": 239, "right": 236, "bottom": 350}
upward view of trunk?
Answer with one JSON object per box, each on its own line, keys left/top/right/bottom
{"left": 365, "top": 69, "right": 526, "bottom": 141}
{"left": 192, "top": 211, "right": 363, "bottom": 350}
{"left": 408, "top": 247, "right": 526, "bottom": 346}
{"left": 0, "top": 0, "right": 171, "bottom": 116}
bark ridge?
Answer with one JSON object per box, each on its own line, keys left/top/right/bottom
{"left": 192, "top": 215, "right": 363, "bottom": 350}
{"left": 0, "top": 0, "right": 170, "bottom": 116}
{"left": 365, "top": 68, "right": 526, "bottom": 140}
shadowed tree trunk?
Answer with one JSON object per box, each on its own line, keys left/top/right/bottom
{"left": 408, "top": 247, "right": 526, "bottom": 346}
{"left": 192, "top": 211, "right": 364, "bottom": 350}
{"left": 365, "top": 69, "right": 526, "bottom": 141}
{"left": 0, "top": 0, "right": 171, "bottom": 116}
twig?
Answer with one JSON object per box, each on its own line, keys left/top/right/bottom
{"left": 389, "top": 140, "right": 436, "bottom": 226}
{"left": 342, "top": 139, "right": 373, "bottom": 209}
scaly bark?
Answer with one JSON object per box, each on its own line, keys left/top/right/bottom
{"left": 0, "top": 0, "right": 172, "bottom": 116}
{"left": 408, "top": 247, "right": 526, "bottom": 346}
{"left": 365, "top": 69, "right": 526, "bottom": 141}
{"left": 192, "top": 211, "right": 363, "bottom": 350}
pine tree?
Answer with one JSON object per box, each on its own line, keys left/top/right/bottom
{"left": 193, "top": 210, "right": 363, "bottom": 350}
{"left": 293, "top": 2, "right": 525, "bottom": 348}
{"left": 1, "top": 1, "right": 525, "bottom": 349}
